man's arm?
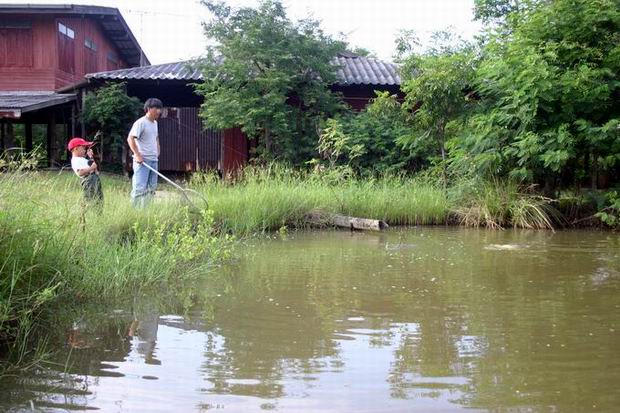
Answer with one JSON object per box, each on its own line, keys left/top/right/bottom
{"left": 157, "top": 136, "right": 160, "bottom": 157}
{"left": 127, "top": 134, "right": 143, "bottom": 163}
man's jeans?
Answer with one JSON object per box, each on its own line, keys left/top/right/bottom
{"left": 131, "top": 159, "right": 158, "bottom": 208}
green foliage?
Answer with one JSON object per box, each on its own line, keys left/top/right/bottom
{"left": 82, "top": 83, "right": 143, "bottom": 164}
{"left": 196, "top": 0, "right": 345, "bottom": 162}
{"left": 473, "top": 0, "right": 540, "bottom": 25}
{"left": 134, "top": 209, "right": 233, "bottom": 263}
{"left": 315, "top": 92, "right": 419, "bottom": 174}
{"left": 398, "top": 35, "right": 477, "bottom": 181}
{"left": 348, "top": 47, "right": 376, "bottom": 58}
{"left": 595, "top": 191, "right": 620, "bottom": 228}
{"left": 459, "top": 0, "right": 620, "bottom": 188}
{"left": 317, "top": 118, "right": 365, "bottom": 168}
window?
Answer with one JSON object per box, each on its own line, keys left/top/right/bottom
{"left": 84, "top": 38, "right": 98, "bottom": 73}
{"left": 0, "top": 19, "right": 33, "bottom": 67}
{"left": 0, "top": 18, "right": 32, "bottom": 29}
{"left": 58, "top": 22, "right": 74, "bottom": 39}
{"left": 85, "top": 38, "right": 97, "bottom": 51}
{"left": 106, "top": 51, "right": 119, "bottom": 70}
{"left": 57, "top": 21, "right": 75, "bottom": 73}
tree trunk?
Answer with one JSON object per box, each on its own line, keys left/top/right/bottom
{"left": 591, "top": 153, "right": 598, "bottom": 190}
{"left": 438, "top": 124, "right": 447, "bottom": 189}
{"left": 543, "top": 173, "right": 556, "bottom": 198}
{"left": 296, "top": 101, "right": 303, "bottom": 138}
{"left": 264, "top": 126, "right": 272, "bottom": 155}
{"left": 306, "top": 211, "right": 388, "bottom": 231}
{"left": 581, "top": 150, "right": 590, "bottom": 190}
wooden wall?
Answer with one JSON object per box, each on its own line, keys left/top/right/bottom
{"left": 0, "top": 14, "right": 128, "bottom": 91}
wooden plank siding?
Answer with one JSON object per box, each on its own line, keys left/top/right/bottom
{"left": 0, "top": 27, "right": 33, "bottom": 67}
{"left": 0, "top": 15, "right": 56, "bottom": 90}
{"left": 222, "top": 127, "right": 249, "bottom": 176}
{"left": 53, "top": 16, "right": 128, "bottom": 90}
{"left": 158, "top": 107, "right": 222, "bottom": 172}
{"left": 0, "top": 14, "right": 128, "bottom": 91}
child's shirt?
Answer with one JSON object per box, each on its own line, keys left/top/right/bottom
{"left": 71, "top": 156, "right": 90, "bottom": 177}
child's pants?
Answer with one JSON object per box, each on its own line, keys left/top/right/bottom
{"left": 81, "top": 173, "right": 104, "bottom": 208}
{"left": 79, "top": 173, "right": 103, "bottom": 229}
{"left": 131, "top": 159, "right": 158, "bottom": 208}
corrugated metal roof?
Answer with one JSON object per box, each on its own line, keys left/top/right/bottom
{"left": 87, "top": 61, "right": 203, "bottom": 81}
{"left": 86, "top": 54, "right": 401, "bottom": 86}
{"left": 0, "top": 92, "right": 76, "bottom": 117}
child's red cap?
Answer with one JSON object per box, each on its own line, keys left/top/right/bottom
{"left": 67, "top": 137, "right": 93, "bottom": 151}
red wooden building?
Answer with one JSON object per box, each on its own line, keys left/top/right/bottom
{"left": 0, "top": 4, "right": 146, "bottom": 164}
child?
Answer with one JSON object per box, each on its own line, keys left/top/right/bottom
{"left": 68, "top": 137, "right": 103, "bottom": 209}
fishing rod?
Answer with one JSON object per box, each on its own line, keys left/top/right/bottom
{"left": 138, "top": 160, "right": 209, "bottom": 211}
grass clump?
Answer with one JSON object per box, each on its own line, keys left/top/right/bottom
{"left": 192, "top": 164, "right": 450, "bottom": 234}
{"left": 449, "top": 179, "right": 560, "bottom": 230}
{"left": 192, "top": 164, "right": 560, "bottom": 234}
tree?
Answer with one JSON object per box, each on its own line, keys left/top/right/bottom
{"left": 460, "top": 0, "right": 620, "bottom": 190}
{"left": 473, "top": 0, "right": 543, "bottom": 26}
{"left": 82, "top": 83, "right": 142, "bottom": 171}
{"left": 348, "top": 47, "right": 376, "bottom": 58}
{"left": 398, "top": 35, "right": 477, "bottom": 183}
{"left": 196, "top": 0, "right": 346, "bottom": 162}
{"left": 317, "top": 92, "right": 417, "bottom": 174}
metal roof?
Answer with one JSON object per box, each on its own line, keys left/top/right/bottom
{"left": 0, "top": 4, "right": 148, "bottom": 67}
{"left": 86, "top": 54, "right": 401, "bottom": 86}
{"left": 0, "top": 92, "right": 76, "bottom": 119}
{"left": 333, "top": 53, "right": 401, "bottom": 86}
{"left": 87, "top": 61, "right": 203, "bottom": 82}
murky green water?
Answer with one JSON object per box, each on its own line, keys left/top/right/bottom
{"left": 2, "top": 228, "right": 620, "bottom": 412}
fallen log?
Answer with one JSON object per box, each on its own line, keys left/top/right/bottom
{"left": 306, "top": 210, "right": 389, "bottom": 231}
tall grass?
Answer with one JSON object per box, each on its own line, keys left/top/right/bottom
{"left": 0, "top": 165, "right": 230, "bottom": 370}
{"left": 448, "top": 179, "right": 560, "bottom": 230}
{"left": 191, "top": 165, "right": 559, "bottom": 234}
{"left": 192, "top": 164, "right": 450, "bottom": 234}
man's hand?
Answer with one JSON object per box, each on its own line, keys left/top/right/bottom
{"left": 134, "top": 153, "right": 144, "bottom": 164}
{"left": 90, "top": 162, "right": 98, "bottom": 172}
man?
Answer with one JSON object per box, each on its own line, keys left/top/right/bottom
{"left": 127, "top": 98, "right": 162, "bottom": 207}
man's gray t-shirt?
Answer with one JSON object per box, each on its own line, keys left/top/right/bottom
{"left": 129, "top": 116, "right": 158, "bottom": 160}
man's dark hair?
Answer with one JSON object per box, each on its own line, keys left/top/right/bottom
{"left": 144, "top": 98, "right": 163, "bottom": 112}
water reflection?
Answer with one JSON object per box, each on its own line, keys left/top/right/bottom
{"left": 1, "top": 228, "right": 619, "bottom": 412}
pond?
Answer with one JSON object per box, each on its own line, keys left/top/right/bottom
{"left": 1, "top": 228, "right": 619, "bottom": 412}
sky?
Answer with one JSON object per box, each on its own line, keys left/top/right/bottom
{"left": 3, "top": 0, "right": 482, "bottom": 64}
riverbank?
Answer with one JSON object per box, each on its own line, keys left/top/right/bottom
{"left": 192, "top": 166, "right": 609, "bottom": 233}
{"left": 0, "top": 168, "right": 232, "bottom": 371}
{"left": 0, "top": 166, "right": 614, "bottom": 372}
